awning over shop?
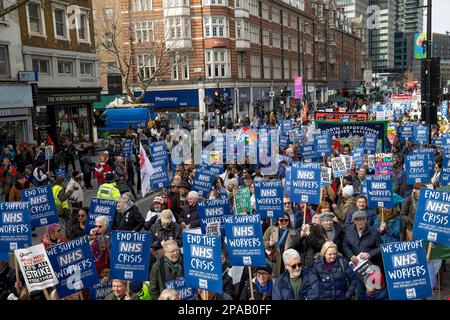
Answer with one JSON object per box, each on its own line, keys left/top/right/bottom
{"left": 93, "top": 95, "right": 117, "bottom": 111}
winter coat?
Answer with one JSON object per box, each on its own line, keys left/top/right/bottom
{"left": 263, "top": 226, "right": 299, "bottom": 276}
{"left": 342, "top": 224, "right": 382, "bottom": 266}
{"left": 114, "top": 163, "right": 129, "bottom": 193}
{"left": 222, "top": 268, "right": 236, "bottom": 300}
{"left": 94, "top": 163, "right": 113, "bottom": 184}
{"left": 240, "top": 278, "right": 272, "bottom": 301}
{"left": 113, "top": 205, "right": 144, "bottom": 231}
{"left": 149, "top": 257, "right": 183, "bottom": 299}
{"left": 80, "top": 155, "right": 95, "bottom": 174}
{"left": 149, "top": 220, "right": 182, "bottom": 250}
{"left": 272, "top": 270, "right": 312, "bottom": 300}
{"left": 373, "top": 215, "right": 401, "bottom": 244}
{"left": 344, "top": 207, "right": 377, "bottom": 226}
{"left": 309, "top": 256, "right": 357, "bottom": 300}
{"left": 334, "top": 196, "right": 356, "bottom": 224}
{"left": 179, "top": 204, "right": 200, "bottom": 228}
{"left": 289, "top": 232, "right": 326, "bottom": 268}
{"left": 400, "top": 195, "right": 418, "bottom": 230}
{"left": 366, "top": 288, "right": 389, "bottom": 300}
{"left": 321, "top": 223, "right": 344, "bottom": 251}
{"left": 8, "top": 181, "right": 33, "bottom": 202}
{"left": 104, "top": 291, "right": 139, "bottom": 300}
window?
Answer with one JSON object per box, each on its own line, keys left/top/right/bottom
{"left": 284, "top": 59, "right": 289, "bottom": 79}
{"left": 54, "top": 8, "right": 67, "bottom": 38}
{"left": 28, "top": 2, "right": 44, "bottom": 34}
{"left": 235, "top": 19, "right": 249, "bottom": 40}
{"left": 316, "top": 5, "right": 323, "bottom": 18}
{"left": 283, "top": 36, "right": 289, "bottom": 50}
{"left": 203, "top": 0, "right": 227, "bottom": 5}
{"left": 80, "top": 62, "right": 94, "bottom": 76}
{"left": 250, "top": 54, "right": 260, "bottom": 79}
{"left": 249, "top": 0, "right": 259, "bottom": 17}
{"left": 250, "top": 24, "right": 259, "bottom": 44}
{"left": 135, "top": 21, "right": 154, "bottom": 42}
{"left": 104, "top": 8, "right": 113, "bottom": 20}
{"left": 263, "top": 56, "right": 270, "bottom": 79}
{"left": 273, "top": 57, "right": 281, "bottom": 79}
{"left": 164, "top": 0, "right": 189, "bottom": 7}
{"left": 137, "top": 54, "right": 156, "bottom": 79}
{"left": 77, "top": 13, "right": 90, "bottom": 42}
{"left": 299, "top": 18, "right": 303, "bottom": 32}
{"left": 291, "top": 36, "right": 297, "bottom": 52}
{"left": 305, "top": 23, "right": 312, "bottom": 35}
{"left": 57, "top": 60, "right": 74, "bottom": 75}
{"left": 307, "top": 62, "right": 313, "bottom": 79}
{"left": 171, "top": 53, "right": 189, "bottom": 80}
{"left": 205, "top": 49, "right": 230, "bottom": 79}
{"left": 32, "top": 58, "right": 50, "bottom": 74}
{"left": 290, "top": 15, "right": 297, "bottom": 30}
{"left": 203, "top": 16, "right": 228, "bottom": 38}
{"left": 262, "top": 29, "right": 269, "bottom": 46}
{"left": 305, "top": 40, "right": 312, "bottom": 54}
{"left": 237, "top": 51, "right": 245, "bottom": 78}
{"left": 262, "top": 3, "right": 268, "bottom": 19}
{"left": 0, "top": 45, "right": 10, "bottom": 77}
{"left": 272, "top": 31, "right": 280, "bottom": 48}
{"left": 292, "top": 60, "right": 298, "bottom": 77}
{"left": 283, "top": 12, "right": 289, "bottom": 27}
{"left": 133, "top": 0, "right": 152, "bottom": 11}
{"left": 271, "top": 6, "right": 280, "bottom": 24}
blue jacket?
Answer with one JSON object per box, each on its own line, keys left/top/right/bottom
{"left": 367, "top": 288, "right": 389, "bottom": 300}
{"left": 309, "top": 256, "right": 357, "bottom": 300}
{"left": 342, "top": 224, "right": 382, "bottom": 265}
{"left": 373, "top": 215, "right": 401, "bottom": 244}
{"left": 272, "top": 270, "right": 312, "bottom": 300}
{"left": 344, "top": 207, "right": 377, "bottom": 226}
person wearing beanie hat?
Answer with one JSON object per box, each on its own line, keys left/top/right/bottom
{"left": 129, "top": 280, "right": 153, "bottom": 300}
{"left": 240, "top": 262, "right": 273, "bottom": 300}
{"left": 318, "top": 213, "right": 344, "bottom": 250}
{"left": 149, "top": 209, "right": 181, "bottom": 253}
{"left": 332, "top": 185, "right": 356, "bottom": 225}
{"left": 343, "top": 205, "right": 382, "bottom": 300}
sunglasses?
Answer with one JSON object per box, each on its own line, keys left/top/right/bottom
{"left": 256, "top": 272, "right": 269, "bottom": 277}
{"left": 288, "top": 263, "right": 302, "bottom": 269}
{"left": 95, "top": 225, "right": 103, "bottom": 228}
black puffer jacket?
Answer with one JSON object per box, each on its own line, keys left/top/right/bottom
{"left": 150, "top": 220, "right": 182, "bottom": 250}
{"left": 113, "top": 205, "right": 144, "bottom": 231}
{"left": 179, "top": 204, "right": 199, "bottom": 228}
{"left": 342, "top": 224, "right": 382, "bottom": 266}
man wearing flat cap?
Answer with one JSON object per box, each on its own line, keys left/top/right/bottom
{"left": 342, "top": 210, "right": 382, "bottom": 300}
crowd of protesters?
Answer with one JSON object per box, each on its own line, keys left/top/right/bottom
{"left": 0, "top": 99, "right": 449, "bottom": 301}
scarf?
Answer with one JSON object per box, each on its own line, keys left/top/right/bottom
{"left": 324, "top": 226, "right": 336, "bottom": 242}
{"left": 164, "top": 256, "right": 182, "bottom": 278}
{"left": 378, "top": 210, "right": 398, "bottom": 222}
{"left": 255, "top": 279, "right": 273, "bottom": 296}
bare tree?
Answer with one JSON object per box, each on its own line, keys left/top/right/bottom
{"left": 95, "top": 0, "right": 189, "bottom": 104}
{"left": 0, "top": 0, "right": 30, "bottom": 18}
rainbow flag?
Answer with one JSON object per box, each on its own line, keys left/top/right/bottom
{"left": 242, "top": 127, "right": 258, "bottom": 144}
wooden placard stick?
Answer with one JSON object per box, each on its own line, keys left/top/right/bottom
{"left": 248, "top": 267, "right": 255, "bottom": 300}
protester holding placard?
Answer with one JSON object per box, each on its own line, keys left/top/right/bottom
{"left": 91, "top": 234, "right": 110, "bottom": 286}
{"left": 94, "top": 155, "right": 113, "bottom": 186}
{"left": 332, "top": 184, "right": 356, "bottom": 225}
{"left": 290, "top": 223, "right": 327, "bottom": 268}
{"left": 40, "top": 223, "right": 68, "bottom": 249}
{"left": 240, "top": 264, "right": 273, "bottom": 301}
{"left": 52, "top": 175, "right": 75, "bottom": 238}
{"left": 150, "top": 209, "right": 182, "bottom": 253}
{"left": 373, "top": 207, "right": 401, "bottom": 244}
{"left": 113, "top": 192, "right": 144, "bottom": 232}
{"left": 179, "top": 191, "right": 200, "bottom": 230}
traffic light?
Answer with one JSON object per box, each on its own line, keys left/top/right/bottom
{"left": 213, "top": 90, "right": 222, "bottom": 114}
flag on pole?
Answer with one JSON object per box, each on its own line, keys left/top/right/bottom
{"left": 139, "top": 141, "right": 154, "bottom": 198}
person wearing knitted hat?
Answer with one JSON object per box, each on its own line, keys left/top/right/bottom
{"left": 332, "top": 184, "right": 356, "bottom": 225}
{"left": 149, "top": 209, "right": 181, "bottom": 255}
{"left": 144, "top": 196, "right": 165, "bottom": 231}
{"left": 319, "top": 212, "right": 344, "bottom": 250}
{"left": 240, "top": 262, "right": 273, "bottom": 301}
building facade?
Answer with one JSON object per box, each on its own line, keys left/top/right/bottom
{"left": 18, "top": 0, "right": 101, "bottom": 146}
{"left": 395, "top": 0, "right": 423, "bottom": 33}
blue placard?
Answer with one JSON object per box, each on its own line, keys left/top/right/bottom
{"left": 165, "top": 277, "right": 195, "bottom": 300}
{"left": 192, "top": 169, "right": 216, "bottom": 198}
{"left": 440, "top": 156, "right": 450, "bottom": 187}
{"left": 46, "top": 236, "right": 99, "bottom": 298}
{"left": 110, "top": 231, "right": 152, "bottom": 281}
{"left": 314, "top": 133, "right": 332, "bottom": 157}
{"left": 150, "top": 160, "right": 171, "bottom": 189}
{"left": 223, "top": 214, "right": 265, "bottom": 267}
{"left": 352, "top": 147, "right": 365, "bottom": 169}
{"left": 198, "top": 199, "right": 231, "bottom": 235}
{"left": 0, "top": 202, "right": 32, "bottom": 252}
{"left": 284, "top": 166, "right": 292, "bottom": 196}
{"left": 412, "top": 148, "right": 435, "bottom": 169}
{"left": 280, "top": 120, "right": 293, "bottom": 134}
{"left": 433, "top": 137, "right": 443, "bottom": 148}
{"left": 258, "top": 128, "right": 276, "bottom": 168}
{"left": 444, "top": 136, "right": 450, "bottom": 157}
{"left": 54, "top": 168, "right": 69, "bottom": 181}
{"left": 399, "top": 124, "right": 415, "bottom": 142}
{"left": 122, "top": 139, "right": 133, "bottom": 157}
{"left": 394, "top": 109, "right": 402, "bottom": 120}
{"left": 341, "top": 116, "right": 350, "bottom": 123}
{"left": 89, "top": 281, "right": 112, "bottom": 300}
{"left": 182, "top": 232, "right": 222, "bottom": 294}
{"left": 412, "top": 188, "right": 450, "bottom": 246}
{"left": 363, "top": 133, "right": 377, "bottom": 156}
{"left": 301, "top": 142, "right": 317, "bottom": 162}
{"left": 381, "top": 239, "right": 432, "bottom": 300}
{"left": 332, "top": 156, "right": 347, "bottom": 178}
{"left": 87, "top": 198, "right": 117, "bottom": 234}
{"left": 290, "top": 162, "right": 321, "bottom": 205}
{"left": 254, "top": 181, "right": 283, "bottom": 219}
{"left": 414, "top": 125, "right": 430, "bottom": 145}
{"left": 366, "top": 175, "right": 394, "bottom": 208}
{"left": 279, "top": 134, "right": 289, "bottom": 151}
{"left": 405, "top": 154, "right": 433, "bottom": 185}
{"left": 149, "top": 141, "right": 168, "bottom": 163}
{"left": 20, "top": 185, "right": 59, "bottom": 228}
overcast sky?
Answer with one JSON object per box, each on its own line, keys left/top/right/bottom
{"left": 425, "top": 0, "right": 450, "bottom": 34}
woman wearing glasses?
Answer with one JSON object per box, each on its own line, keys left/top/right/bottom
{"left": 263, "top": 213, "right": 299, "bottom": 277}
{"left": 40, "top": 223, "right": 68, "bottom": 249}
{"left": 240, "top": 264, "right": 273, "bottom": 301}
{"left": 71, "top": 207, "right": 89, "bottom": 239}
{"left": 90, "top": 216, "right": 111, "bottom": 286}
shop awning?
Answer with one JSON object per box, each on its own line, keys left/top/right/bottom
{"left": 93, "top": 95, "right": 117, "bottom": 111}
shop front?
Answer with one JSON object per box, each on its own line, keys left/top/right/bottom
{"left": 34, "top": 87, "right": 101, "bottom": 147}
{"left": 253, "top": 87, "right": 271, "bottom": 115}
{"left": 0, "top": 83, "right": 34, "bottom": 149}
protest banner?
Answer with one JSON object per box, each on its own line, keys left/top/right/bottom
{"left": 279, "top": 134, "right": 290, "bottom": 151}
{"left": 15, "top": 243, "right": 58, "bottom": 293}
{"left": 399, "top": 124, "right": 415, "bottom": 141}
{"left": 223, "top": 214, "right": 265, "bottom": 266}
{"left": 440, "top": 156, "right": 450, "bottom": 187}
{"left": 381, "top": 239, "right": 433, "bottom": 300}
{"left": 320, "top": 167, "right": 332, "bottom": 188}
{"left": 233, "top": 186, "right": 252, "bottom": 214}
{"left": 444, "top": 136, "right": 450, "bottom": 157}
{"left": 198, "top": 198, "right": 231, "bottom": 235}
{"left": 110, "top": 231, "right": 152, "bottom": 281}
{"left": 206, "top": 221, "right": 221, "bottom": 237}
{"left": 20, "top": 185, "right": 59, "bottom": 228}
{"left": 165, "top": 277, "right": 195, "bottom": 300}
{"left": 368, "top": 155, "right": 375, "bottom": 172}
{"left": 405, "top": 154, "right": 433, "bottom": 185}
{"left": 412, "top": 188, "right": 450, "bottom": 246}
{"left": 89, "top": 280, "right": 112, "bottom": 300}
{"left": 301, "top": 142, "right": 317, "bottom": 162}
{"left": 332, "top": 156, "right": 347, "bottom": 178}
{"left": 314, "top": 133, "right": 332, "bottom": 157}
{"left": 45, "top": 146, "right": 54, "bottom": 160}
{"left": 314, "top": 112, "right": 368, "bottom": 122}
{"left": 414, "top": 125, "right": 430, "bottom": 145}
{"left": 280, "top": 120, "right": 293, "bottom": 134}
{"left": 342, "top": 155, "right": 352, "bottom": 171}
{"left": 412, "top": 148, "right": 435, "bottom": 169}
{"left": 253, "top": 181, "right": 283, "bottom": 219}
{"left": 149, "top": 141, "right": 168, "bottom": 163}
{"left": 375, "top": 153, "right": 394, "bottom": 176}
{"left": 182, "top": 232, "right": 222, "bottom": 293}
{"left": 150, "top": 160, "right": 171, "bottom": 189}
{"left": 290, "top": 162, "right": 321, "bottom": 205}
{"left": 0, "top": 202, "right": 32, "bottom": 252}
{"left": 257, "top": 127, "right": 276, "bottom": 169}
{"left": 284, "top": 166, "right": 292, "bottom": 196}
{"left": 387, "top": 123, "right": 398, "bottom": 145}
{"left": 352, "top": 147, "right": 364, "bottom": 169}
{"left": 363, "top": 133, "right": 377, "bottom": 156}
{"left": 192, "top": 168, "right": 216, "bottom": 198}
{"left": 86, "top": 198, "right": 116, "bottom": 234}
{"left": 121, "top": 139, "right": 132, "bottom": 157}
{"left": 54, "top": 168, "right": 69, "bottom": 181}
{"left": 225, "top": 130, "right": 237, "bottom": 164}
{"left": 46, "top": 236, "right": 99, "bottom": 298}
{"left": 348, "top": 256, "right": 375, "bottom": 282}
{"left": 394, "top": 108, "right": 402, "bottom": 121}
{"left": 366, "top": 175, "right": 394, "bottom": 208}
